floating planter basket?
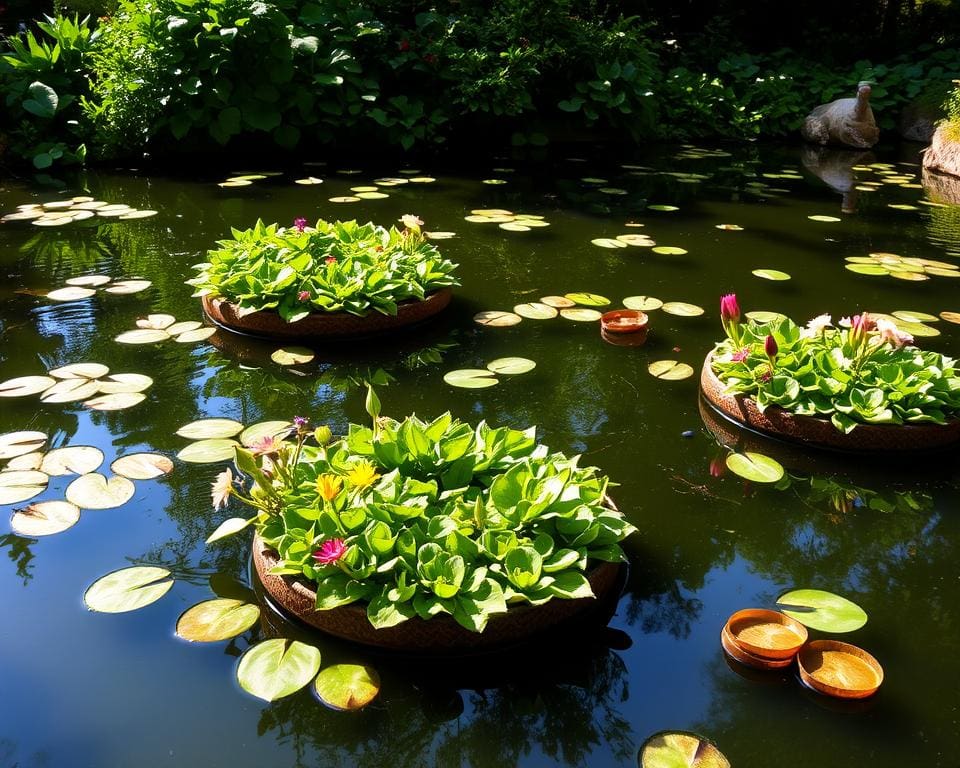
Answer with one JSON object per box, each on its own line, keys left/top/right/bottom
{"left": 797, "top": 640, "right": 884, "bottom": 699}
{"left": 600, "top": 309, "right": 648, "bottom": 346}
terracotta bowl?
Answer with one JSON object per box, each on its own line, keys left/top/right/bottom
{"left": 700, "top": 350, "right": 960, "bottom": 453}
{"left": 724, "top": 608, "right": 808, "bottom": 660}
{"left": 720, "top": 627, "right": 794, "bottom": 671}
{"left": 797, "top": 640, "right": 884, "bottom": 699}
{"left": 202, "top": 288, "right": 452, "bottom": 340}
{"left": 600, "top": 309, "right": 648, "bottom": 336}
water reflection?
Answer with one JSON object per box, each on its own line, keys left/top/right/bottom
{"left": 801, "top": 146, "right": 874, "bottom": 213}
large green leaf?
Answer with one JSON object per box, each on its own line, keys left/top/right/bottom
{"left": 84, "top": 566, "right": 173, "bottom": 613}
{"left": 22, "top": 81, "right": 58, "bottom": 118}
{"left": 724, "top": 452, "right": 784, "bottom": 483}
{"left": 176, "top": 598, "right": 260, "bottom": 642}
{"left": 640, "top": 731, "right": 730, "bottom": 768}
{"left": 177, "top": 439, "right": 239, "bottom": 464}
{"left": 65, "top": 473, "right": 135, "bottom": 509}
{"left": 176, "top": 419, "right": 244, "bottom": 440}
{"left": 314, "top": 663, "right": 381, "bottom": 711}
{"left": 236, "top": 639, "right": 321, "bottom": 702}
{"left": 776, "top": 588, "right": 868, "bottom": 633}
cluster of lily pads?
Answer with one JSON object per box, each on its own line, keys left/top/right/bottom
{"left": 175, "top": 418, "right": 292, "bottom": 464}
{"left": 1, "top": 197, "right": 156, "bottom": 226}
{"left": 46, "top": 275, "right": 151, "bottom": 302}
{"left": 844, "top": 252, "right": 960, "bottom": 282}
{"left": 475, "top": 293, "right": 704, "bottom": 329}
{"left": 443, "top": 357, "right": 536, "bottom": 389}
{"left": 115, "top": 314, "right": 216, "bottom": 345}
{"left": 0, "top": 362, "right": 153, "bottom": 411}
{"left": 463, "top": 208, "right": 551, "bottom": 232}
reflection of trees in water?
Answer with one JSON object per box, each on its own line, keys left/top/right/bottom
{"left": 0, "top": 534, "right": 35, "bottom": 585}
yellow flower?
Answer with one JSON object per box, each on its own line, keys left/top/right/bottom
{"left": 315, "top": 473, "right": 343, "bottom": 502}
{"left": 346, "top": 459, "right": 380, "bottom": 489}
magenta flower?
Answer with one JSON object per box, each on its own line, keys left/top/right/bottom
{"left": 298, "top": 290, "right": 310, "bottom": 302}
{"left": 249, "top": 435, "right": 283, "bottom": 457}
{"left": 709, "top": 457, "right": 726, "bottom": 478}
{"left": 294, "top": 217, "right": 307, "bottom": 233}
{"left": 764, "top": 334, "right": 778, "bottom": 359}
{"left": 720, "top": 294, "right": 740, "bottom": 324}
{"left": 313, "top": 538, "right": 346, "bottom": 565}
{"left": 730, "top": 347, "right": 750, "bottom": 362}
{"left": 325, "top": 256, "right": 337, "bottom": 265}
{"left": 876, "top": 317, "right": 913, "bottom": 348}
{"left": 293, "top": 415, "right": 309, "bottom": 429}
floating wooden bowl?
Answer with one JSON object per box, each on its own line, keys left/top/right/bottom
{"left": 725, "top": 608, "right": 808, "bottom": 660}
{"left": 797, "top": 640, "right": 884, "bottom": 699}
{"left": 600, "top": 309, "right": 648, "bottom": 335}
{"left": 720, "top": 627, "right": 794, "bottom": 671}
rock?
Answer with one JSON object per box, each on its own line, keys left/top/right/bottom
{"left": 801, "top": 82, "right": 880, "bottom": 149}
{"left": 922, "top": 124, "right": 960, "bottom": 179}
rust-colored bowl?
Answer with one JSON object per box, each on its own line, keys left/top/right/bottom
{"left": 720, "top": 627, "right": 794, "bottom": 671}
{"left": 600, "top": 309, "right": 648, "bottom": 335}
{"left": 797, "top": 640, "right": 884, "bottom": 699}
{"left": 725, "top": 608, "right": 808, "bottom": 660}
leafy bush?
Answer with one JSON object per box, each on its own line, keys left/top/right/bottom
{"left": 711, "top": 298, "right": 960, "bottom": 433}
{"left": 188, "top": 216, "right": 459, "bottom": 320}
{"left": 209, "top": 410, "right": 635, "bottom": 632}
{"left": 942, "top": 79, "right": 960, "bottom": 141}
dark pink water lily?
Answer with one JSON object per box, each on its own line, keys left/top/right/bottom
{"left": 294, "top": 217, "right": 307, "bottom": 233}
{"left": 313, "top": 538, "right": 346, "bottom": 565}
{"left": 720, "top": 293, "right": 741, "bottom": 347}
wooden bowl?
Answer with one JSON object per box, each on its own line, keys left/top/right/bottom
{"left": 720, "top": 627, "right": 795, "bottom": 670}
{"left": 725, "top": 608, "right": 808, "bottom": 660}
{"left": 797, "top": 640, "right": 884, "bottom": 699}
{"left": 600, "top": 309, "right": 648, "bottom": 336}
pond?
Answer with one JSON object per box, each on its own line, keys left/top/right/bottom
{"left": 1, "top": 143, "right": 959, "bottom": 768}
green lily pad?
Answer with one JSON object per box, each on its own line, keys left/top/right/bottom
{"left": 176, "top": 598, "right": 260, "bottom": 642}
{"left": 240, "top": 421, "right": 293, "bottom": 447}
{"left": 661, "top": 302, "right": 705, "bottom": 317}
{"left": 499, "top": 222, "right": 530, "bottom": 232}
{"left": 640, "top": 731, "right": 730, "bottom": 768}
{"left": 41, "top": 379, "right": 101, "bottom": 403}
{"left": 808, "top": 215, "right": 842, "bottom": 222}
{"left": 237, "top": 639, "right": 322, "bottom": 702}
{"left": 0, "top": 376, "right": 56, "bottom": 398}
{"left": 176, "top": 419, "right": 244, "bottom": 440}
{"left": 940, "top": 311, "right": 960, "bottom": 324}
{"left": 744, "top": 311, "right": 786, "bottom": 323}
{"left": 0, "top": 470, "right": 49, "bottom": 505}
{"left": 776, "top": 588, "right": 868, "bottom": 633}
{"left": 564, "top": 293, "right": 610, "bottom": 307}
{"left": 115, "top": 329, "right": 170, "bottom": 345}
{"left": 40, "top": 446, "right": 104, "bottom": 476}
{"left": 47, "top": 287, "right": 96, "bottom": 302}
{"left": 647, "top": 204, "right": 679, "bottom": 212}
{"left": 715, "top": 224, "right": 743, "bottom": 231}
{"left": 65, "top": 473, "right": 135, "bottom": 509}
{"left": 591, "top": 238, "right": 628, "bottom": 249}
{"left": 540, "top": 296, "right": 576, "bottom": 308}
{"left": 623, "top": 296, "right": 663, "bottom": 311}
{"left": 49, "top": 362, "right": 109, "bottom": 380}
{"left": 892, "top": 310, "right": 939, "bottom": 323}
{"left": 97, "top": 373, "right": 154, "bottom": 394}
{"left": 845, "top": 264, "right": 888, "bottom": 276}
{"left": 271, "top": 347, "right": 315, "bottom": 366}
{"left": 559, "top": 308, "right": 602, "bottom": 322}
{"left": 648, "top": 361, "right": 694, "bottom": 381}
{"left": 514, "top": 302, "right": 558, "bottom": 320}
{"left": 206, "top": 516, "right": 255, "bottom": 544}
{"left": 103, "top": 279, "right": 152, "bottom": 294}
{"left": 10, "top": 500, "right": 80, "bottom": 537}
{"left": 474, "top": 311, "right": 522, "bottom": 327}
{"left": 752, "top": 268, "right": 791, "bottom": 281}
{"left": 443, "top": 369, "right": 499, "bottom": 389}
{"left": 174, "top": 327, "right": 216, "bottom": 343}
{"left": 487, "top": 357, "right": 536, "bottom": 375}
{"left": 84, "top": 566, "right": 173, "bottom": 613}
{"left": 65, "top": 275, "right": 111, "bottom": 287}
{"left": 5, "top": 452, "right": 43, "bottom": 471}
{"left": 136, "top": 314, "right": 176, "bottom": 330}
{"left": 83, "top": 392, "right": 146, "bottom": 411}
{"left": 725, "top": 452, "right": 784, "bottom": 483}
{"left": 314, "top": 664, "right": 381, "bottom": 711}
{"left": 616, "top": 234, "right": 655, "bottom": 246}
{"left": 110, "top": 453, "right": 174, "bottom": 480}
{"left": 166, "top": 321, "right": 203, "bottom": 336}
{"left": 177, "top": 439, "right": 239, "bottom": 464}
{"left": 0, "top": 431, "right": 47, "bottom": 460}
{"left": 652, "top": 246, "right": 688, "bottom": 256}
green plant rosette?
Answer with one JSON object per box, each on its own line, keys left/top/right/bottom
{"left": 227, "top": 415, "right": 635, "bottom": 634}
{"left": 710, "top": 315, "right": 960, "bottom": 433}
{"left": 187, "top": 219, "right": 459, "bottom": 322}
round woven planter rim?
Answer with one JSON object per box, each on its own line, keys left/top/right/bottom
{"left": 252, "top": 533, "right": 624, "bottom": 652}
{"left": 700, "top": 350, "right": 960, "bottom": 453}
{"left": 202, "top": 288, "right": 452, "bottom": 340}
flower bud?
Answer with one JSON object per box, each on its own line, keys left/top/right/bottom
{"left": 313, "top": 425, "right": 333, "bottom": 445}
{"left": 764, "top": 334, "right": 778, "bottom": 359}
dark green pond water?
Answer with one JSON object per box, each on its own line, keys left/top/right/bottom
{"left": 2, "top": 144, "right": 959, "bottom": 768}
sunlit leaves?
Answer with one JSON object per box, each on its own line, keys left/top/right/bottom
{"left": 10, "top": 500, "right": 80, "bottom": 536}
{"left": 314, "top": 664, "right": 381, "bottom": 711}
{"left": 724, "top": 452, "right": 784, "bottom": 483}
{"left": 176, "top": 419, "right": 244, "bottom": 440}
{"left": 237, "top": 639, "right": 321, "bottom": 702}
{"left": 65, "top": 473, "right": 136, "bottom": 509}
{"left": 777, "top": 589, "right": 868, "bottom": 633}
{"left": 84, "top": 566, "right": 174, "bottom": 613}
{"left": 648, "top": 360, "right": 694, "bottom": 380}
{"left": 176, "top": 598, "right": 260, "bottom": 642}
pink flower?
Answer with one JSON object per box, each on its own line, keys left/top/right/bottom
{"left": 730, "top": 347, "right": 750, "bottom": 362}
{"left": 298, "top": 290, "right": 310, "bottom": 301}
{"left": 294, "top": 217, "right": 307, "bottom": 233}
{"left": 313, "top": 538, "right": 346, "bottom": 565}
{"left": 764, "top": 334, "right": 778, "bottom": 359}
{"left": 325, "top": 256, "right": 337, "bottom": 265}
{"left": 249, "top": 435, "right": 283, "bottom": 457}
{"left": 211, "top": 468, "right": 233, "bottom": 510}
{"left": 876, "top": 317, "right": 913, "bottom": 348}
{"left": 720, "top": 294, "right": 740, "bottom": 324}
{"left": 709, "top": 457, "right": 726, "bottom": 478}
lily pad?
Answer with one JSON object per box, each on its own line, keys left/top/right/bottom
{"left": 939, "top": 311, "right": 960, "bottom": 324}
{"left": 640, "top": 731, "right": 730, "bottom": 768}
{"left": 103, "top": 279, "right": 152, "bottom": 294}
{"left": 623, "top": 296, "right": 663, "bottom": 311}
{"left": 271, "top": 347, "right": 315, "bottom": 366}
{"left": 776, "top": 588, "right": 868, "bottom": 633}
{"left": 83, "top": 393, "right": 146, "bottom": 411}
{"left": 652, "top": 246, "right": 688, "bottom": 256}
{"left": 314, "top": 664, "right": 381, "bottom": 711}
{"left": 487, "top": 357, "right": 536, "bottom": 375}
{"left": 115, "top": 329, "right": 170, "bottom": 345}
{"left": 355, "top": 191, "right": 389, "bottom": 200}
{"left": 136, "top": 314, "right": 176, "bottom": 330}
{"left": 66, "top": 275, "right": 112, "bottom": 287}
{"left": 41, "top": 379, "right": 101, "bottom": 403}
{"left": 560, "top": 308, "right": 602, "bottom": 322}
{"left": 0, "top": 470, "right": 49, "bottom": 505}
{"left": 752, "top": 268, "right": 791, "bottom": 281}
{"left": 46, "top": 287, "right": 96, "bottom": 302}
{"left": 84, "top": 566, "right": 173, "bottom": 613}
{"left": 513, "top": 302, "right": 558, "bottom": 320}
{"left": 295, "top": 176, "right": 324, "bottom": 185}
{"left": 425, "top": 231, "right": 456, "bottom": 240}
{"left": 540, "top": 296, "right": 576, "bottom": 308}
{"left": 206, "top": 516, "right": 255, "bottom": 544}
{"left": 808, "top": 215, "right": 842, "bottom": 222}
{"left": 564, "top": 293, "right": 610, "bottom": 307}
{"left": 176, "top": 439, "right": 239, "bottom": 464}
{"left": 892, "top": 310, "right": 938, "bottom": 323}
{"left": 40, "top": 446, "right": 104, "bottom": 476}
{"left": 715, "top": 224, "right": 743, "bottom": 231}
{"left": 725, "top": 452, "right": 784, "bottom": 483}
{"left": 237, "top": 639, "right": 322, "bottom": 702}
{"left": 648, "top": 360, "right": 694, "bottom": 381}
{"left": 616, "top": 234, "right": 655, "bottom": 246}
{"left": 97, "top": 373, "right": 154, "bottom": 394}
{"left": 592, "top": 238, "right": 628, "bottom": 249}
{"left": 471, "top": 208, "right": 513, "bottom": 217}
{"left": 474, "top": 311, "right": 522, "bottom": 327}
{"left": 176, "top": 419, "right": 244, "bottom": 440}
{"left": 647, "top": 204, "right": 679, "bottom": 212}
{"left": 240, "top": 421, "right": 293, "bottom": 447}
{"left": 110, "top": 453, "right": 174, "bottom": 480}
{"left": 0, "top": 376, "right": 56, "bottom": 398}
{"left": 10, "top": 500, "right": 80, "bottom": 537}
{"left": 6, "top": 452, "right": 44, "bottom": 471}
{"left": 499, "top": 222, "right": 531, "bottom": 232}
{"left": 845, "top": 264, "right": 888, "bottom": 276}
{"left": 745, "top": 311, "right": 786, "bottom": 324}
{"left": 0, "top": 431, "right": 47, "bottom": 460}
{"left": 329, "top": 196, "right": 361, "bottom": 203}
{"left": 176, "top": 598, "right": 260, "bottom": 642}
{"left": 443, "top": 369, "right": 499, "bottom": 389}
{"left": 661, "top": 302, "right": 705, "bottom": 317}
{"left": 49, "top": 363, "right": 109, "bottom": 380}
{"left": 65, "top": 473, "right": 136, "bottom": 509}
{"left": 118, "top": 209, "right": 158, "bottom": 220}
{"left": 174, "top": 327, "right": 216, "bottom": 343}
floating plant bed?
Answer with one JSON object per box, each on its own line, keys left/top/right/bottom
{"left": 797, "top": 640, "right": 884, "bottom": 699}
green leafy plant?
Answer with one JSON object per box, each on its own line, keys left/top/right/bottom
{"left": 206, "top": 406, "right": 636, "bottom": 633}
{"left": 711, "top": 294, "right": 960, "bottom": 433}
{"left": 187, "top": 215, "right": 459, "bottom": 321}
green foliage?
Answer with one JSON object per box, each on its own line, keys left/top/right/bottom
{"left": 943, "top": 79, "right": 960, "bottom": 141}
{"left": 188, "top": 217, "right": 459, "bottom": 320}
{"left": 212, "top": 413, "right": 635, "bottom": 633}
{"left": 712, "top": 314, "right": 960, "bottom": 432}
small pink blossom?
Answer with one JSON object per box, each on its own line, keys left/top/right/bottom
{"left": 876, "top": 317, "right": 913, "bottom": 348}
{"left": 313, "top": 538, "right": 346, "bottom": 565}
{"left": 298, "top": 290, "right": 310, "bottom": 301}
{"left": 730, "top": 348, "right": 750, "bottom": 362}
{"left": 294, "top": 217, "right": 307, "bottom": 233}
{"left": 249, "top": 435, "right": 283, "bottom": 457}
{"left": 325, "top": 256, "right": 337, "bottom": 265}
{"left": 709, "top": 457, "right": 726, "bottom": 478}
{"left": 720, "top": 294, "right": 740, "bottom": 324}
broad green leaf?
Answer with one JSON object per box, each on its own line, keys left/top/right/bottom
{"left": 623, "top": 296, "right": 662, "bottom": 311}
{"left": 237, "top": 639, "right": 321, "bottom": 702}
{"left": 808, "top": 215, "right": 841, "bottom": 222}
{"left": 84, "top": 566, "right": 173, "bottom": 613}
{"left": 513, "top": 302, "right": 558, "bottom": 320}
{"left": 240, "top": 421, "right": 292, "bottom": 447}
{"left": 104, "top": 280, "right": 152, "bottom": 294}
{"left": 49, "top": 363, "right": 109, "bottom": 380}
{"left": 0, "top": 431, "right": 47, "bottom": 459}
{"left": 474, "top": 311, "right": 522, "bottom": 327}
{"left": 40, "top": 446, "right": 104, "bottom": 476}
{"left": 0, "top": 376, "right": 56, "bottom": 398}
{"left": 752, "top": 268, "right": 791, "bottom": 281}
{"left": 652, "top": 246, "right": 687, "bottom": 256}
{"left": 0, "top": 470, "right": 49, "bottom": 505}
{"left": 206, "top": 516, "right": 255, "bottom": 544}
{"left": 443, "top": 369, "right": 498, "bottom": 389}
{"left": 177, "top": 439, "right": 239, "bottom": 464}
{"left": 487, "top": 358, "right": 536, "bottom": 375}
{"left": 65, "top": 473, "right": 135, "bottom": 509}
{"left": 176, "top": 419, "right": 244, "bottom": 440}
{"left": 661, "top": 302, "right": 704, "bottom": 317}
{"left": 174, "top": 327, "right": 216, "bottom": 343}
{"left": 647, "top": 204, "right": 679, "bottom": 212}
{"left": 10, "top": 500, "right": 80, "bottom": 536}
{"left": 564, "top": 292, "right": 610, "bottom": 307}
{"left": 724, "top": 452, "right": 784, "bottom": 483}
{"left": 271, "top": 347, "right": 315, "bottom": 365}
{"left": 83, "top": 393, "right": 146, "bottom": 411}
{"left": 648, "top": 360, "right": 694, "bottom": 380}
{"left": 176, "top": 598, "right": 260, "bottom": 642}
{"left": 115, "top": 329, "right": 170, "bottom": 344}
{"left": 559, "top": 308, "right": 602, "bottom": 321}
{"left": 640, "top": 731, "right": 730, "bottom": 768}
{"left": 110, "top": 453, "right": 174, "bottom": 480}
{"left": 591, "top": 238, "right": 628, "bottom": 249}
{"left": 777, "top": 588, "right": 868, "bottom": 633}
{"left": 314, "top": 663, "right": 381, "bottom": 711}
